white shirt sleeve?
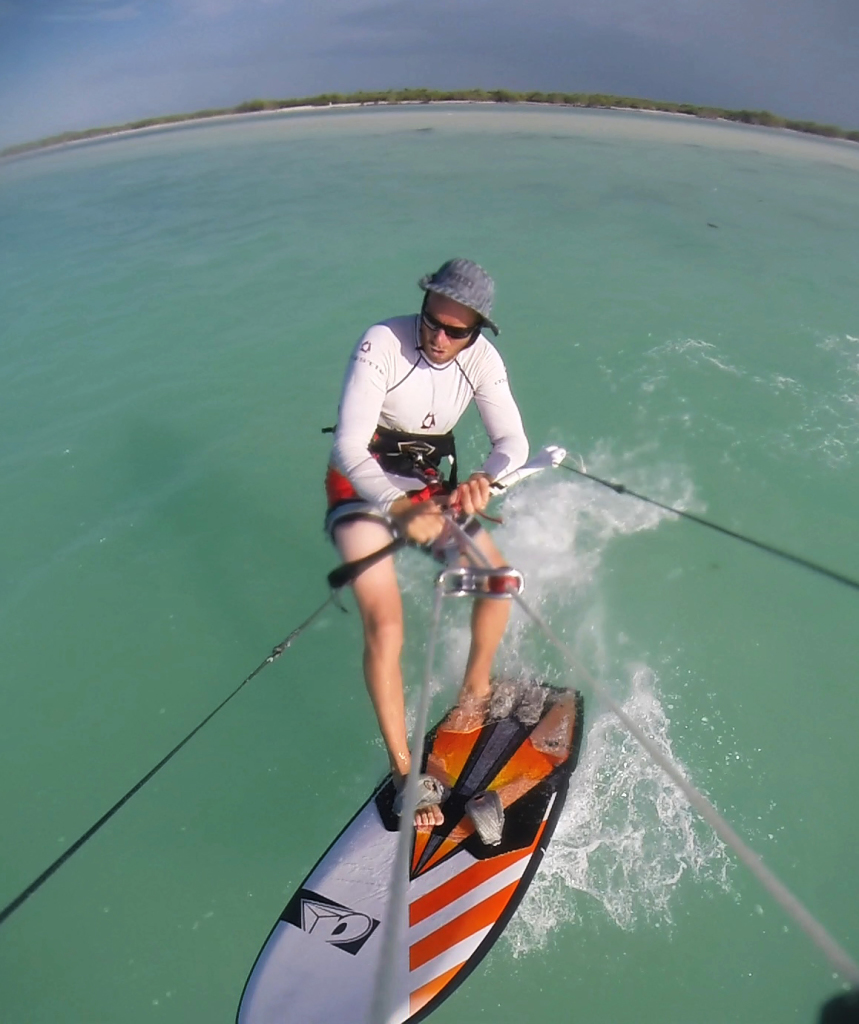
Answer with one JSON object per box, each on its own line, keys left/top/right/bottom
{"left": 470, "top": 342, "right": 529, "bottom": 481}
{"left": 331, "top": 326, "right": 409, "bottom": 512}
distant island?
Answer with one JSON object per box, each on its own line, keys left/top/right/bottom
{"left": 3, "top": 88, "right": 858, "bottom": 159}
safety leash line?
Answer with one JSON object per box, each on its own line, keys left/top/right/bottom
{"left": 559, "top": 460, "right": 859, "bottom": 594}
{"left": 0, "top": 449, "right": 553, "bottom": 928}
{"left": 446, "top": 517, "right": 859, "bottom": 987}
{"left": 0, "top": 589, "right": 349, "bottom": 927}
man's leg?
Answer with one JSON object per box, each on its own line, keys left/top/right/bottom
{"left": 459, "top": 529, "right": 511, "bottom": 705}
{"left": 334, "top": 518, "right": 443, "bottom": 829}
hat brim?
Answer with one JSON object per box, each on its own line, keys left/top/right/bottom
{"left": 419, "top": 276, "right": 500, "bottom": 336}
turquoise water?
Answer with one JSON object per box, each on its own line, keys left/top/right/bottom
{"left": 1, "top": 105, "right": 858, "bottom": 1023}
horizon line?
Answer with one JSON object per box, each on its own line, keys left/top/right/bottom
{"left": 3, "top": 88, "right": 859, "bottom": 161}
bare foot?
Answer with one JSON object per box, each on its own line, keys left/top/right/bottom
{"left": 444, "top": 690, "right": 490, "bottom": 732}
{"left": 415, "top": 803, "right": 444, "bottom": 831}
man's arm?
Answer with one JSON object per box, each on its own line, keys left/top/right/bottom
{"left": 454, "top": 343, "right": 528, "bottom": 513}
{"left": 332, "top": 327, "right": 407, "bottom": 513}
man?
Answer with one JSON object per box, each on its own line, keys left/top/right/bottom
{"left": 325, "top": 259, "right": 528, "bottom": 829}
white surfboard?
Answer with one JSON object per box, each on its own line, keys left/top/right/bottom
{"left": 237, "top": 680, "right": 584, "bottom": 1023}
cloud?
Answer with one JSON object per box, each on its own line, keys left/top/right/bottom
{"left": 517, "top": 0, "right": 752, "bottom": 45}
{"left": 1, "top": 0, "right": 857, "bottom": 149}
{"left": 323, "top": 0, "right": 716, "bottom": 98}
{"left": 324, "top": 0, "right": 859, "bottom": 125}
{"left": 170, "top": 0, "right": 243, "bottom": 16}
{"left": 168, "top": 0, "right": 328, "bottom": 21}
{"left": 335, "top": 0, "right": 857, "bottom": 52}
{"left": 43, "top": 0, "right": 143, "bottom": 21}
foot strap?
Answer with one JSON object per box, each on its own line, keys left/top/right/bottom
{"left": 465, "top": 790, "right": 505, "bottom": 846}
{"left": 393, "top": 774, "right": 448, "bottom": 817}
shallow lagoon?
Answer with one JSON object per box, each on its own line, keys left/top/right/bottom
{"left": 1, "top": 105, "right": 857, "bottom": 1023}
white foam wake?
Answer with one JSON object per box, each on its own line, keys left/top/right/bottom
{"left": 400, "top": 451, "right": 731, "bottom": 952}
{"left": 507, "top": 664, "right": 729, "bottom": 954}
{"left": 637, "top": 331, "right": 859, "bottom": 468}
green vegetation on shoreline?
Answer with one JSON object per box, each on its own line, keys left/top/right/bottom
{"left": 3, "top": 87, "right": 859, "bottom": 159}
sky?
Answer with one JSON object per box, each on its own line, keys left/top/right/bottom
{"left": 0, "top": 0, "right": 857, "bottom": 148}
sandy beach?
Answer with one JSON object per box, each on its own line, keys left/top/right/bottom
{"left": 3, "top": 101, "right": 859, "bottom": 170}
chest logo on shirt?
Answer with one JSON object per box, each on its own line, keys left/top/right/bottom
{"left": 421, "top": 412, "right": 436, "bottom": 430}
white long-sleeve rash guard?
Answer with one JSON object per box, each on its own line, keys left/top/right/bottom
{"left": 331, "top": 315, "right": 529, "bottom": 513}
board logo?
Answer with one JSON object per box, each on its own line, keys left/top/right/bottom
{"left": 283, "top": 889, "right": 379, "bottom": 955}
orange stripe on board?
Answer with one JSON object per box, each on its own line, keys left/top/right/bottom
{"left": 412, "top": 828, "right": 432, "bottom": 871}
{"left": 410, "top": 822, "right": 546, "bottom": 926}
{"left": 427, "top": 723, "right": 483, "bottom": 789}
{"left": 491, "top": 741, "right": 554, "bottom": 790}
{"left": 409, "top": 961, "right": 466, "bottom": 1016}
{"left": 410, "top": 879, "right": 518, "bottom": 971}
{"left": 413, "top": 830, "right": 469, "bottom": 876}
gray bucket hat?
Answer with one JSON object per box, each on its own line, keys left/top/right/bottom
{"left": 418, "top": 258, "right": 499, "bottom": 335}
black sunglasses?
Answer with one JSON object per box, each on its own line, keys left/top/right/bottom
{"left": 420, "top": 303, "right": 482, "bottom": 342}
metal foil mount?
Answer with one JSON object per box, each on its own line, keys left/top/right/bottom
{"left": 436, "top": 566, "right": 524, "bottom": 599}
